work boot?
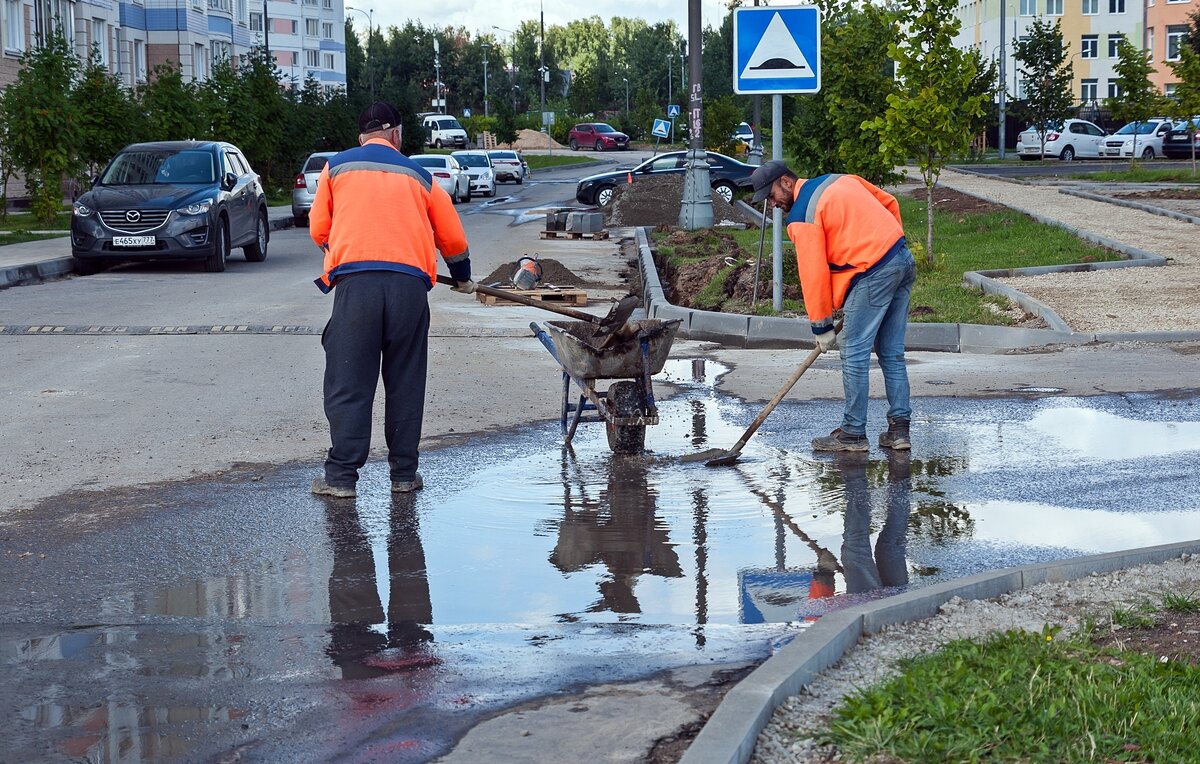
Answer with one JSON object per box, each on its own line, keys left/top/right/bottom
{"left": 391, "top": 473, "right": 424, "bottom": 493}
{"left": 811, "top": 428, "right": 869, "bottom": 452}
{"left": 878, "top": 419, "right": 911, "bottom": 451}
{"left": 311, "top": 477, "right": 356, "bottom": 499}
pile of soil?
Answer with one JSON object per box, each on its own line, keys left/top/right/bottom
{"left": 479, "top": 258, "right": 582, "bottom": 287}
{"left": 659, "top": 229, "right": 799, "bottom": 311}
{"left": 910, "top": 186, "right": 1008, "bottom": 214}
{"left": 606, "top": 174, "right": 756, "bottom": 228}
{"left": 503, "top": 129, "right": 565, "bottom": 151}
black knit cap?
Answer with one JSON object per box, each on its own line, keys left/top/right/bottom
{"left": 358, "top": 101, "right": 402, "bottom": 133}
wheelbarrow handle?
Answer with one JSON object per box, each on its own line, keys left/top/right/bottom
{"left": 436, "top": 275, "right": 601, "bottom": 324}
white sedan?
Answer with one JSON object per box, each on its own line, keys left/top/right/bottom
{"left": 1016, "top": 119, "right": 1107, "bottom": 161}
{"left": 451, "top": 150, "right": 497, "bottom": 197}
{"left": 1102, "top": 118, "right": 1177, "bottom": 160}
{"left": 410, "top": 154, "right": 472, "bottom": 203}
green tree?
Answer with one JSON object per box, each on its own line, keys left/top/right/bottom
{"left": 864, "top": 0, "right": 987, "bottom": 264}
{"left": 703, "top": 95, "right": 742, "bottom": 154}
{"left": 788, "top": 0, "right": 900, "bottom": 185}
{"left": 1012, "top": 18, "right": 1074, "bottom": 162}
{"left": 1168, "top": 46, "right": 1200, "bottom": 174}
{"left": 73, "top": 50, "right": 142, "bottom": 179}
{"left": 0, "top": 30, "right": 80, "bottom": 223}
{"left": 141, "top": 63, "right": 201, "bottom": 141}
{"left": 489, "top": 92, "right": 519, "bottom": 145}
{"left": 1108, "top": 38, "right": 1164, "bottom": 164}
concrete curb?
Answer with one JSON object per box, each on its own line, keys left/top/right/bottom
{"left": 0, "top": 215, "right": 295, "bottom": 289}
{"left": 1059, "top": 186, "right": 1200, "bottom": 226}
{"left": 680, "top": 539, "right": 1200, "bottom": 764}
{"left": 635, "top": 226, "right": 1200, "bottom": 353}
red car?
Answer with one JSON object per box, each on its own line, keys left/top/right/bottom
{"left": 568, "top": 123, "right": 630, "bottom": 152}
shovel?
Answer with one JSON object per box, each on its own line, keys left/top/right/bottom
{"left": 681, "top": 320, "right": 842, "bottom": 467}
{"left": 436, "top": 275, "right": 638, "bottom": 349}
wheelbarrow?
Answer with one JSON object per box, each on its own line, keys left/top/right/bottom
{"left": 529, "top": 318, "right": 681, "bottom": 453}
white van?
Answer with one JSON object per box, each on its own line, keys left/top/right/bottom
{"left": 423, "top": 115, "right": 469, "bottom": 149}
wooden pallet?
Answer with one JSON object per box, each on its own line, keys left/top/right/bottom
{"left": 476, "top": 287, "right": 588, "bottom": 307}
{"left": 539, "top": 229, "right": 610, "bottom": 240}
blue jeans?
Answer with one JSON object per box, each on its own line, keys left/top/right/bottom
{"left": 837, "top": 244, "right": 916, "bottom": 436}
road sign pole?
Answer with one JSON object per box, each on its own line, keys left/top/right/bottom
{"left": 678, "top": 0, "right": 712, "bottom": 230}
{"left": 772, "top": 93, "right": 783, "bottom": 312}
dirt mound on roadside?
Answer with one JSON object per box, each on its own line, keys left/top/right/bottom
{"left": 606, "top": 174, "right": 756, "bottom": 228}
{"left": 479, "top": 258, "right": 582, "bottom": 287}
{"left": 662, "top": 230, "right": 799, "bottom": 309}
{"left": 505, "top": 129, "right": 565, "bottom": 151}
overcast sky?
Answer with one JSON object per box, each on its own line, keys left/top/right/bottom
{"left": 363, "top": 1, "right": 732, "bottom": 40}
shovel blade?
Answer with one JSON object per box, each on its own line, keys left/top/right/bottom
{"left": 704, "top": 451, "right": 742, "bottom": 467}
{"left": 679, "top": 448, "right": 728, "bottom": 464}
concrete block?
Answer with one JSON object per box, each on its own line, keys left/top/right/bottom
{"left": 958, "top": 324, "right": 1088, "bottom": 354}
{"left": 683, "top": 309, "right": 750, "bottom": 345}
{"left": 1095, "top": 331, "right": 1200, "bottom": 344}
{"left": 860, "top": 570, "right": 1023, "bottom": 634}
{"left": 555, "top": 211, "right": 570, "bottom": 230}
{"left": 746, "top": 315, "right": 810, "bottom": 349}
{"left": 545, "top": 212, "right": 558, "bottom": 231}
{"left": 904, "top": 323, "right": 960, "bottom": 353}
{"left": 1018, "top": 541, "right": 1200, "bottom": 587}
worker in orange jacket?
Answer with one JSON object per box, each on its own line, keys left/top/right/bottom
{"left": 750, "top": 160, "right": 915, "bottom": 452}
{"left": 309, "top": 101, "right": 475, "bottom": 499}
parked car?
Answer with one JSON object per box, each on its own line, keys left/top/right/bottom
{"left": 1162, "top": 117, "right": 1200, "bottom": 159}
{"left": 71, "top": 140, "right": 268, "bottom": 274}
{"left": 1016, "top": 118, "right": 1107, "bottom": 161}
{"left": 487, "top": 150, "right": 526, "bottom": 184}
{"left": 732, "top": 121, "right": 755, "bottom": 147}
{"left": 410, "top": 154, "right": 472, "bottom": 203}
{"left": 451, "top": 150, "right": 497, "bottom": 197}
{"left": 291, "top": 150, "right": 337, "bottom": 225}
{"left": 422, "top": 114, "right": 468, "bottom": 149}
{"left": 568, "top": 123, "right": 630, "bottom": 152}
{"left": 1102, "top": 118, "right": 1176, "bottom": 159}
{"left": 575, "top": 151, "right": 755, "bottom": 207}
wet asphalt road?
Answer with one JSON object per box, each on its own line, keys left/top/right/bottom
{"left": 4, "top": 360, "right": 1200, "bottom": 761}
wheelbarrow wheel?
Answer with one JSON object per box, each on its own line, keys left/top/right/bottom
{"left": 606, "top": 381, "right": 647, "bottom": 454}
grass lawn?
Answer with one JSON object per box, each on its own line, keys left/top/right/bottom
{"left": 525, "top": 154, "right": 597, "bottom": 171}
{"left": 822, "top": 593, "right": 1200, "bottom": 763}
{"left": 1074, "top": 166, "right": 1200, "bottom": 183}
{"left": 0, "top": 231, "right": 66, "bottom": 246}
{"left": 0, "top": 213, "right": 70, "bottom": 232}
{"left": 655, "top": 193, "right": 1120, "bottom": 324}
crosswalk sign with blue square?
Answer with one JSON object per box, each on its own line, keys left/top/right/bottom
{"left": 733, "top": 5, "right": 821, "bottom": 95}
{"left": 667, "top": 104, "right": 681, "bottom": 119}
{"left": 652, "top": 118, "right": 671, "bottom": 139}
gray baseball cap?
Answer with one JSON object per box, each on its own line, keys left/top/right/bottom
{"left": 750, "top": 159, "right": 790, "bottom": 204}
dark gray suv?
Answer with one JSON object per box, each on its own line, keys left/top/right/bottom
{"left": 71, "top": 141, "right": 269, "bottom": 274}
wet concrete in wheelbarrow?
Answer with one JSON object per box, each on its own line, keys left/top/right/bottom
{"left": 2, "top": 361, "right": 1200, "bottom": 762}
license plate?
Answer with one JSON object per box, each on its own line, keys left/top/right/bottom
{"left": 112, "top": 236, "right": 155, "bottom": 247}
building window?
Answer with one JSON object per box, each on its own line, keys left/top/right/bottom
{"left": 4, "top": 0, "right": 22, "bottom": 52}
{"left": 194, "top": 43, "right": 206, "bottom": 80}
{"left": 1081, "top": 35, "right": 1098, "bottom": 58}
{"left": 1081, "top": 79, "right": 1098, "bottom": 101}
{"left": 305, "top": 48, "right": 319, "bottom": 67}
{"left": 322, "top": 22, "right": 333, "bottom": 39}
{"left": 1167, "top": 25, "right": 1187, "bottom": 60}
{"left": 1149, "top": 28, "right": 1155, "bottom": 58}
{"left": 305, "top": 17, "right": 317, "bottom": 36}
{"left": 303, "top": 0, "right": 317, "bottom": 5}
{"left": 1165, "top": 83, "right": 1177, "bottom": 97}
{"left": 35, "top": 0, "right": 73, "bottom": 45}
{"left": 208, "top": 0, "right": 231, "bottom": 11}
{"left": 1107, "top": 81, "right": 1122, "bottom": 99}
{"left": 322, "top": 52, "right": 333, "bottom": 69}
{"left": 133, "top": 38, "right": 146, "bottom": 82}
{"left": 322, "top": 0, "right": 332, "bottom": 8}
{"left": 212, "top": 39, "right": 230, "bottom": 63}
{"left": 249, "top": 12, "right": 262, "bottom": 31}
{"left": 91, "top": 18, "right": 107, "bottom": 64}
{"left": 1046, "top": 0, "right": 1063, "bottom": 14}
{"left": 1017, "top": 79, "right": 1029, "bottom": 99}
{"left": 289, "top": 19, "right": 298, "bottom": 35}
{"left": 1081, "top": 0, "right": 1099, "bottom": 12}
{"left": 1108, "top": 0, "right": 1124, "bottom": 12}
{"left": 1020, "top": 0, "right": 1036, "bottom": 15}
{"left": 1107, "top": 34, "right": 1124, "bottom": 57}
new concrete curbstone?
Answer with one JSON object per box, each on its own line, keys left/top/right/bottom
{"left": 1060, "top": 187, "right": 1200, "bottom": 226}
{"left": 683, "top": 539, "right": 1200, "bottom": 764}
{"left": 958, "top": 323, "right": 1090, "bottom": 354}
{"left": 903, "top": 323, "right": 960, "bottom": 352}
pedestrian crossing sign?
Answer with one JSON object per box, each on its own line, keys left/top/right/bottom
{"left": 733, "top": 5, "right": 821, "bottom": 95}
{"left": 652, "top": 118, "right": 671, "bottom": 139}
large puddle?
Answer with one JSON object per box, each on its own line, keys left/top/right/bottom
{"left": 4, "top": 361, "right": 1200, "bottom": 761}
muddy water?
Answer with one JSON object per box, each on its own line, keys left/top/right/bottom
{"left": 4, "top": 361, "right": 1200, "bottom": 761}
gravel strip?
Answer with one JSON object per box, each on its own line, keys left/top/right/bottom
{"left": 937, "top": 170, "right": 1200, "bottom": 333}
{"left": 750, "top": 554, "right": 1200, "bottom": 764}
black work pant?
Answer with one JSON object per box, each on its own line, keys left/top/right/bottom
{"left": 321, "top": 271, "right": 429, "bottom": 487}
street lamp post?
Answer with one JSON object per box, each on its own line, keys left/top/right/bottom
{"left": 434, "top": 38, "right": 442, "bottom": 113}
{"left": 623, "top": 76, "right": 629, "bottom": 112}
{"left": 482, "top": 42, "right": 490, "bottom": 118}
{"left": 998, "top": 0, "right": 1007, "bottom": 159}
{"left": 345, "top": 6, "right": 374, "bottom": 100}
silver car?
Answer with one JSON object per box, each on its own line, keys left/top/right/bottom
{"left": 291, "top": 151, "right": 337, "bottom": 225}
{"left": 451, "top": 150, "right": 497, "bottom": 197}
{"left": 486, "top": 150, "right": 526, "bottom": 184}
{"left": 410, "top": 154, "right": 472, "bottom": 203}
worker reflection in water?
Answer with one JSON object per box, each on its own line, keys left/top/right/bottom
{"left": 550, "top": 457, "right": 682, "bottom": 614}
{"left": 835, "top": 450, "right": 912, "bottom": 594}
{"left": 323, "top": 498, "right": 435, "bottom": 679}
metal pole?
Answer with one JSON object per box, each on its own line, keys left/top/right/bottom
{"left": 262, "top": 0, "right": 269, "bottom": 59}
{"left": 623, "top": 77, "right": 629, "bottom": 112}
{"left": 539, "top": 4, "right": 546, "bottom": 139}
{"left": 434, "top": 38, "right": 442, "bottom": 113}
{"left": 998, "top": 0, "right": 1006, "bottom": 159}
{"left": 772, "top": 94, "right": 783, "bottom": 312}
{"left": 678, "top": 0, "right": 712, "bottom": 229}
{"left": 483, "top": 43, "right": 489, "bottom": 118}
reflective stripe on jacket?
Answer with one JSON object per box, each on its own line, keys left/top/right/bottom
{"left": 309, "top": 137, "right": 470, "bottom": 293}
{"left": 784, "top": 174, "right": 905, "bottom": 334}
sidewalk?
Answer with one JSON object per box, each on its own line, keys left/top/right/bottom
{"left": 0, "top": 205, "right": 296, "bottom": 289}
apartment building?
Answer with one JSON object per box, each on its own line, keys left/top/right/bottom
{"left": 0, "top": 0, "right": 345, "bottom": 91}
{"left": 954, "top": 0, "right": 1144, "bottom": 105}
{"left": 1146, "top": 0, "right": 1197, "bottom": 95}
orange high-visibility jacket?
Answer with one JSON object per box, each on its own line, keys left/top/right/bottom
{"left": 310, "top": 137, "right": 470, "bottom": 293}
{"left": 784, "top": 174, "right": 905, "bottom": 335}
